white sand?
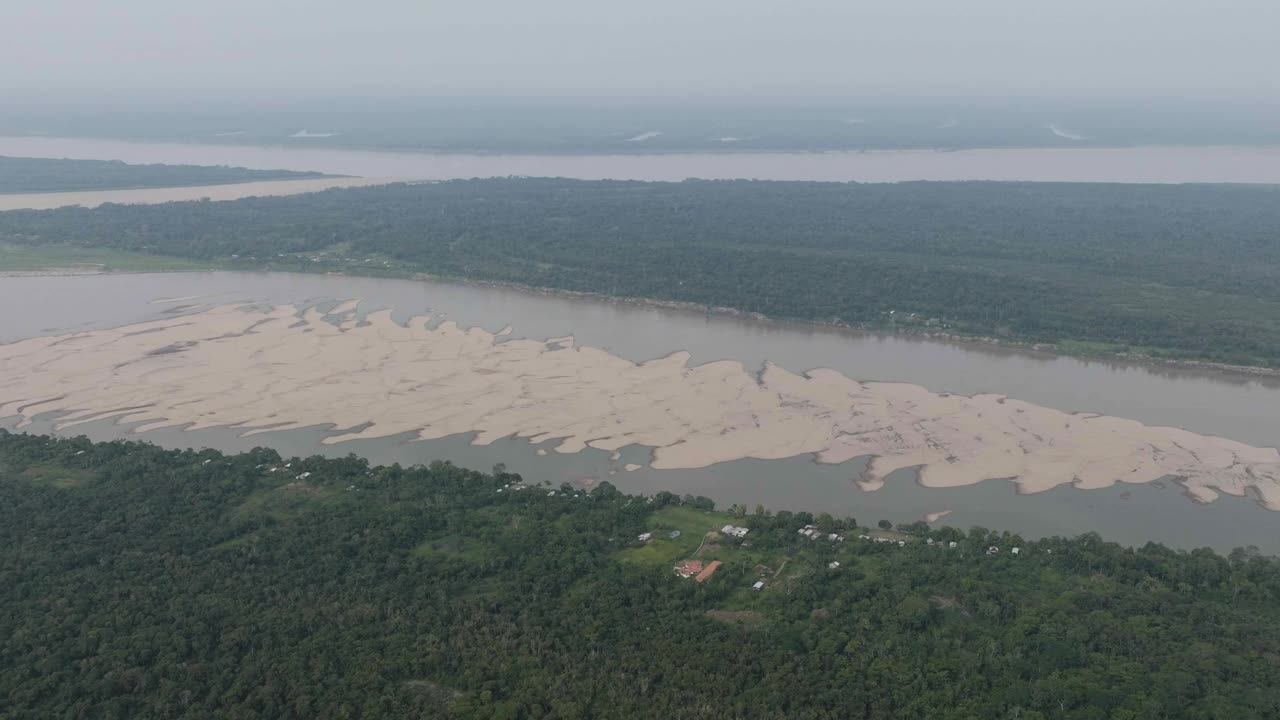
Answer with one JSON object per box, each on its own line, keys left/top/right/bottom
{"left": 2, "top": 302, "right": 1278, "bottom": 509}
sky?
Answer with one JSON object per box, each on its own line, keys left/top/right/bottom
{"left": 5, "top": 0, "right": 1280, "bottom": 103}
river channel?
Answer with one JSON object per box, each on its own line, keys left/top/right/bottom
{"left": 2, "top": 271, "right": 1278, "bottom": 553}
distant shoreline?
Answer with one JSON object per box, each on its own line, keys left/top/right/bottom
{"left": 6, "top": 135, "right": 1280, "bottom": 183}
{"left": 0, "top": 176, "right": 394, "bottom": 211}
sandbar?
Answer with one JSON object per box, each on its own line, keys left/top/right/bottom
{"left": 0, "top": 177, "right": 394, "bottom": 211}
{"left": 1, "top": 301, "right": 1277, "bottom": 510}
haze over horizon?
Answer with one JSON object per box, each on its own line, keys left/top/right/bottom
{"left": 6, "top": 0, "right": 1280, "bottom": 104}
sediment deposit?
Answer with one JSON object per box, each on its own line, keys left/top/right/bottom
{"left": 2, "top": 301, "right": 1277, "bottom": 509}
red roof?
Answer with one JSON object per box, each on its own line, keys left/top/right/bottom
{"left": 694, "top": 560, "right": 722, "bottom": 583}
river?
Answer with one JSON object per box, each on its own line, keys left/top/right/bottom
{"left": 2, "top": 271, "right": 1278, "bottom": 553}
{"left": 5, "top": 135, "right": 1280, "bottom": 184}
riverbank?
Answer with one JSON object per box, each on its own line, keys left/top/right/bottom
{"left": 5, "top": 244, "right": 1278, "bottom": 380}
{"left": 7, "top": 269, "right": 1280, "bottom": 551}
{"left": 3, "top": 300, "right": 1277, "bottom": 512}
{"left": 0, "top": 176, "right": 395, "bottom": 211}
{"left": 403, "top": 271, "right": 1280, "bottom": 380}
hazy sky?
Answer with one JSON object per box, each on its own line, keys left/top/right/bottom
{"left": 6, "top": 0, "right": 1279, "bottom": 101}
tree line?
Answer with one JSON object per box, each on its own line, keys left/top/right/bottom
{"left": 3, "top": 178, "right": 1279, "bottom": 366}
{"left": 2, "top": 430, "right": 1278, "bottom": 718}
{"left": 0, "top": 156, "right": 323, "bottom": 194}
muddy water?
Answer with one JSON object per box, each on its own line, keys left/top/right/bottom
{"left": 4, "top": 136, "right": 1280, "bottom": 184}
{"left": 3, "top": 271, "right": 1279, "bottom": 552}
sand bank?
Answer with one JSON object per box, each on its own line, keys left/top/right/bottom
{"left": 0, "top": 176, "right": 393, "bottom": 211}
{"left": 2, "top": 301, "right": 1277, "bottom": 509}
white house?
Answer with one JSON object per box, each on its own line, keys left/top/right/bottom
{"left": 752, "top": 581, "right": 765, "bottom": 591}
{"left": 721, "top": 525, "right": 750, "bottom": 538}
{"left": 638, "top": 532, "right": 653, "bottom": 543}
{"left": 828, "top": 561, "right": 840, "bottom": 569}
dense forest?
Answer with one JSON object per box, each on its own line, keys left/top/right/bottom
{"left": 2, "top": 179, "right": 1280, "bottom": 366}
{"left": 0, "top": 156, "right": 324, "bottom": 194}
{"left": 2, "top": 430, "right": 1279, "bottom": 719}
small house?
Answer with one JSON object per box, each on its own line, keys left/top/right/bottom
{"left": 948, "top": 541, "right": 958, "bottom": 549}
{"left": 752, "top": 580, "right": 765, "bottom": 591}
{"left": 638, "top": 532, "right": 653, "bottom": 543}
{"left": 694, "top": 560, "right": 723, "bottom": 583}
{"left": 828, "top": 561, "right": 840, "bottom": 569}
{"left": 1011, "top": 547, "right": 1021, "bottom": 555}
{"left": 721, "top": 525, "right": 750, "bottom": 538}
{"left": 986, "top": 546, "right": 999, "bottom": 555}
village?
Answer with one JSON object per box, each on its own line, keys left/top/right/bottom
{"left": 493, "top": 477, "right": 1032, "bottom": 602}
{"left": 621, "top": 502, "right": 1029, "bottom": 602}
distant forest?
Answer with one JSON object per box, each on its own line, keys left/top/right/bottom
{"left": 0, "top": 156, "right": 324, "bottom": 194}
{"left": 3, "top": 178, "right": 1280, "bottom": 366}
{"left": 2, "top": 430, "right": 1279, "bottom": 718}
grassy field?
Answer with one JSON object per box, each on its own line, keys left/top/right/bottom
{"left": 619, "top": 504, "right": 879, "bottom": 607}
{"left": 0, "top": 242, "right": 215, "bottom": 272}
{"left": 13, "top": 462, "right": 94, "bottom": 489}
{"left": 233, "top": 475, "right": 350, "bottom": 524}
{"left": 619, "top": 505, "right": 728, "bottom": 567}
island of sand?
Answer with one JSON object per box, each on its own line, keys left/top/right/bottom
{"left": 2, "top": 301, "right": 1278, "bottom": 510}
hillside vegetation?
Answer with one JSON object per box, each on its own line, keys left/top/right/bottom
{"left": 2, "top": 179, "right": 1280, "bottom": 366}
{"left": 2, "top": 431, "right": 1279, "bottom": 718}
